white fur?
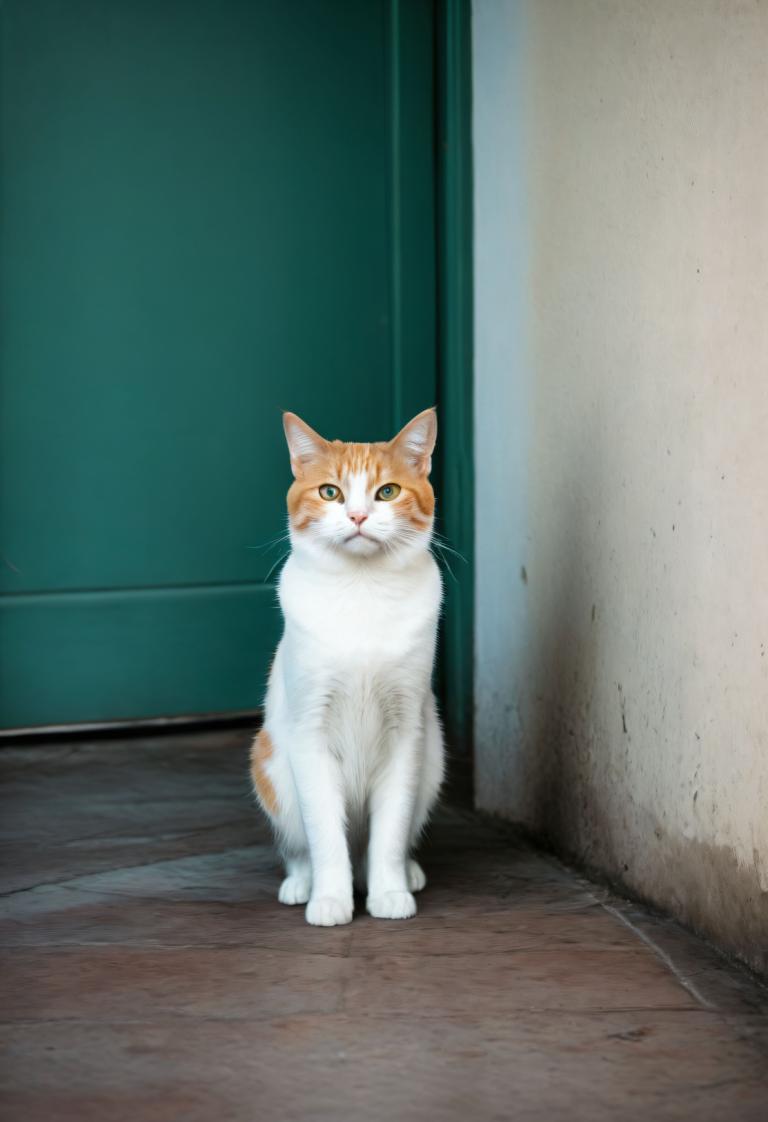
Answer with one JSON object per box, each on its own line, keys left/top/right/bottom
{"left": 256, "top": 457, "right": 444, "bottom": 926}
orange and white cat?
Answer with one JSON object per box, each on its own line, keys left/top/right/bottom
{"left": 251, "top": 409, "right": 444, "bottom": 926}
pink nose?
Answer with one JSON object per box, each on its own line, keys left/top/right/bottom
{"left": 348, "top": 510, "right": 368, "bottom": 527}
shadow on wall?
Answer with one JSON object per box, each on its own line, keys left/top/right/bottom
{"left": 498, "top": 416, "right": 768, "bottom": 977}
{"left": 517, "top": 416, "right": 610, "bottom": 863}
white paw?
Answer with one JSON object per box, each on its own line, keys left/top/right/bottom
{"left": 305, "top": 896, "right": 353, "bottom": 927}
{"left": 367, "top": 891, "right": 417, "bottom": 920}
{"left": 407, "top": 859, "right": 427, "bottom": 893}
{"left": 278, "top": 874, "right": 311, "bottom": 906}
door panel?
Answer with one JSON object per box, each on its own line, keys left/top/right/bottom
{"left": 1, "top": 0, "right": 436, "bottom": 727}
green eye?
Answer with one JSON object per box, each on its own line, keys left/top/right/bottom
{"left": 376, "top": 483, "right": 401, "bottom": 501}
{"left": 319, "top": 484, "right": 341, "bottom": 501}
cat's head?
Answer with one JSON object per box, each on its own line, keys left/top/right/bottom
{"left": 283, "top": 408, "right": 437, "bottom": 563}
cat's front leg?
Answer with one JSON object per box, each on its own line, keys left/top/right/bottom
{"left": 366, "top": 729, "right": 421, "bottom": 920}
{"left": 290, "top": 731, "right": 353, "bottom": 927}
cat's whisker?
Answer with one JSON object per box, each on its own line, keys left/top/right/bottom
{"left": 246, "top": 532, "right": 291, "bottom": 553}
{"left": 264, "top": 550, "right": 291, "bottom": 582}
{"left": 430, "top": 543, "right": 458, "bottom": 583}
{"left": 430, "top": 532, "right": 468, "bottom": 565}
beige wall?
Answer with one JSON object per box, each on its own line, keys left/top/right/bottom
{"left": 473, "top": 0, "right": 768, "bottom": 972}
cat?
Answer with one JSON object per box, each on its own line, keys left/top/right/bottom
{"left": 251, "top": 408, "right": 444, "bottom": 926}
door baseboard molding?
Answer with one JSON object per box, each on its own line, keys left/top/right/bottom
{"left": 0, "top": 709, "right": 262, "bottom": 745}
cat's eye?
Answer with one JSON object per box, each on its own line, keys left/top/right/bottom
{"left": 319, "top": 484, "right": 342, "bottom": 501}
{"left": 376, "top": 483, "right": 401, "bottom": 501}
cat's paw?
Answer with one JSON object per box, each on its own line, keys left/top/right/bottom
{"left": 407, "top": 859, "right": 427, "bottom": 893}
{"left": 305, "top": 896, "right": 353, "bottom": 927}
{"left": 279, "top": 874, "right": 311, "bottom": 906}
{"left": 367, "top": 891, "right": 417, "bottom": 920}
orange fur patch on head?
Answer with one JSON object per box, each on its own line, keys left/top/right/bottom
{"left": 251, "top": 728, "right": 278, "bottom": 816}
{"left": 285, "top": 436, "right": 435, "bottom": 534}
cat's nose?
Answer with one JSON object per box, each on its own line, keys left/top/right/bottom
{"left": 348, "top": 510, "right": 368, "bottom": 527}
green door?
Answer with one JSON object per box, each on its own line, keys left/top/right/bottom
{"left": 1, "top": 0, "right": 436, "bottom": 729}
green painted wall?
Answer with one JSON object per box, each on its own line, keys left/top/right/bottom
{"left": 1, "top": 0, "right": 437, "bottom": 727}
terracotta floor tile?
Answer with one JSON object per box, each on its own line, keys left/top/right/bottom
{"left": 343, "top": 946, "right": 700, "bottom": 1015}
{"left": 0, "top": 945, "right": 349, "bottom": 1022}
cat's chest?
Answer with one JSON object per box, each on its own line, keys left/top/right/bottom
{"left": 279, "top": 556, "right": 440, "bottom": 665}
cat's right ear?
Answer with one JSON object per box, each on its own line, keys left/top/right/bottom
{"left": 283, "top": 413, "right": 328, "bottom": 478}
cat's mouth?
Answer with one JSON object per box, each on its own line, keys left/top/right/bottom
{"left": 343, "top": 528, "right": 381, "bottom": 548}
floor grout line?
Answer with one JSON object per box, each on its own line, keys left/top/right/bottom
{"left": 0, "top": 1005, "right": 718, "bottom": 1028}
{"left": 0, "top": 846, "right": 270, "bottom": 900}
{"left": 599, "top": 902, "right": 716, "bottom": 1010}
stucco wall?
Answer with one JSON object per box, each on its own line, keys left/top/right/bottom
{"left": 473, "top": 0, "right": 768, "bottom": 972}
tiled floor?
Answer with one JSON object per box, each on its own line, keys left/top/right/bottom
{"left": 1, "top": 730, "right": 767, "bottom": 1121}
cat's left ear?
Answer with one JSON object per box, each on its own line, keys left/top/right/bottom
{"left": 390, "top": 407, "right": 437, "bottom": 476}
{"left": 283, "top": 412, "right": 328, "bottom": 478}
